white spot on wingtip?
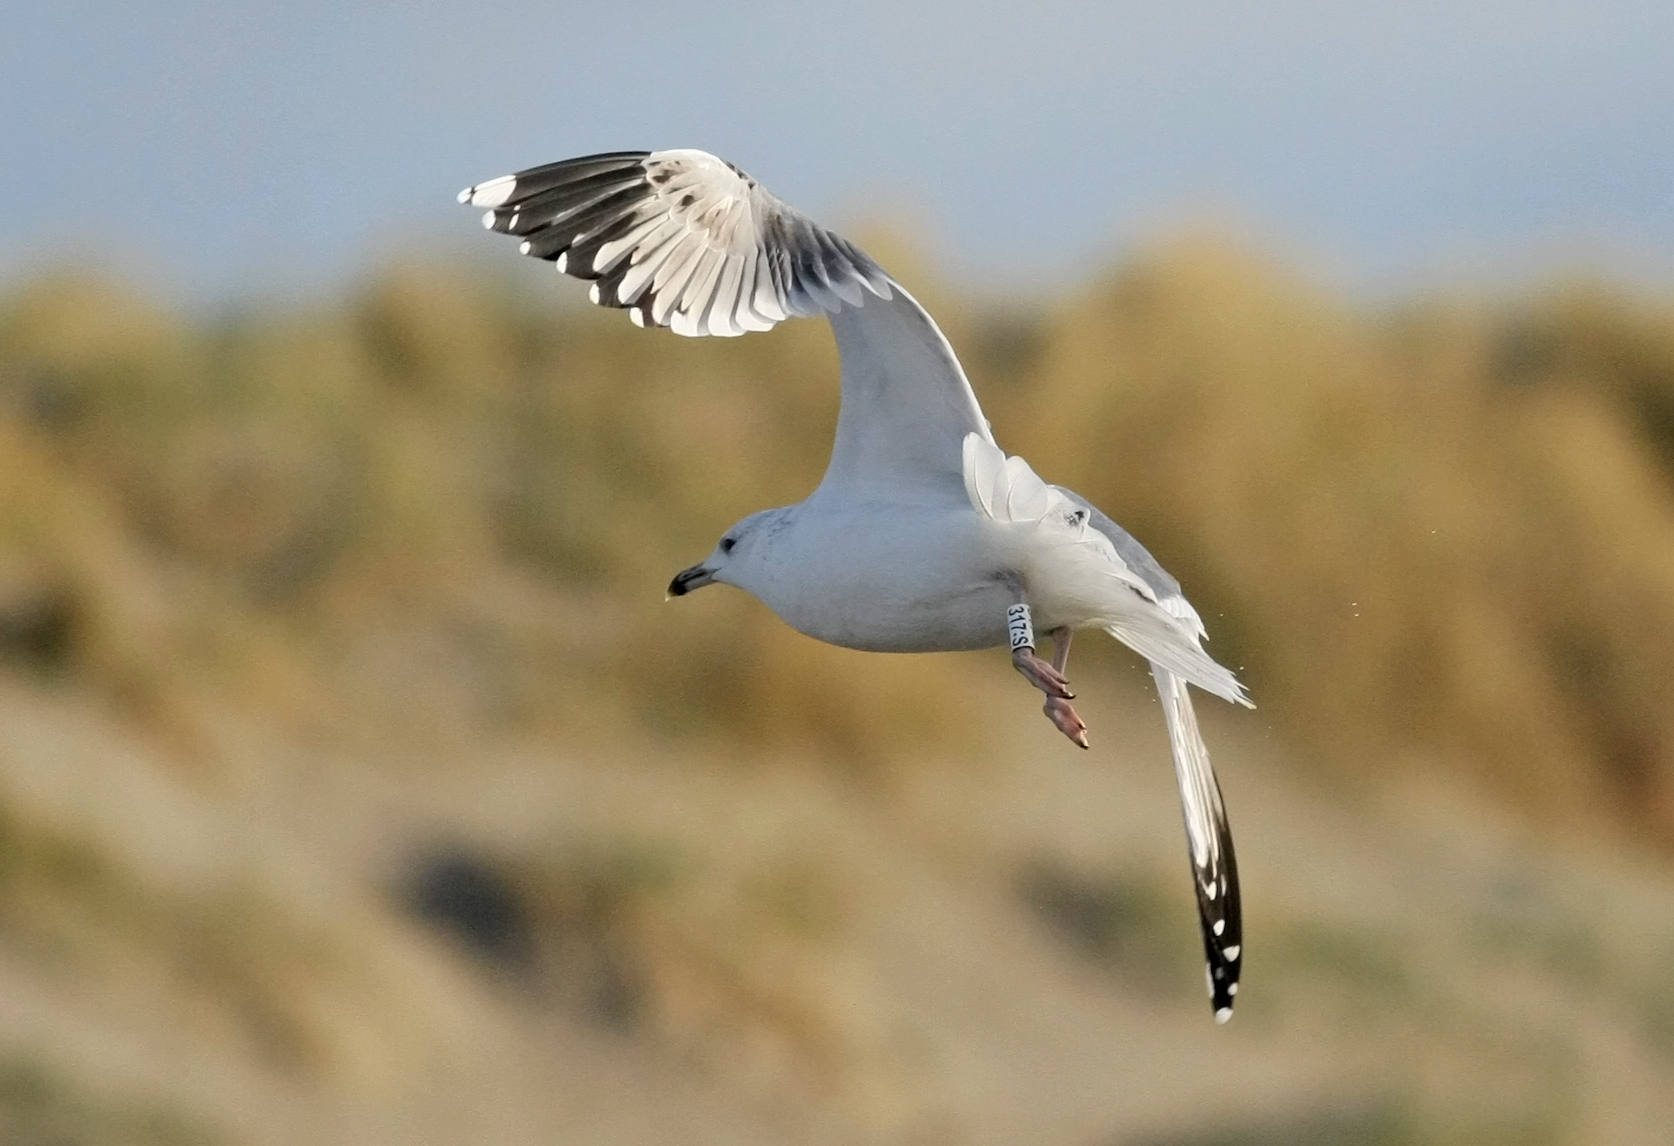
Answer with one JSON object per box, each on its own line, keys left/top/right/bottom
{"left": 1212, "top": 919, "right": 1225, "bottom": 936}
{"left": 519, "top": 240, "right": 533, "bottom": 255}
{"left": 457, "top": 187, "right": 473, "bottom": 204}
{"left": 588, "top": 283, "right": 601, "bottom": 304}
{"left": 1214, "top": 1007, "right": 1233, "bottom": 1024}
{"left": 1224, "top": 945, "right": 1241, "bottom": 961}
{"left": 467, "top": 175, "right": 517, "bottom": 208}
{"left": 481, "top": 211, "right": 495, "bottom": 230}
{"left": 1228, "top": 982, "right": 1238, "bottom": 996}
{"left": 1205, "top": 882, "right": 1217, "bottom": 901}
{"left": 629, "top": 308, "right": 646, "bottom": 328}
{"left": 555, "top": 251, "right": 568, "bottom": 273}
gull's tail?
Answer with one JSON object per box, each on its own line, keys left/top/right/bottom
{"left": 1154, "top": 663, "right": 1243, "bottom": 1022}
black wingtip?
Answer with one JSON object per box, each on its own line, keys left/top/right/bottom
{"left": 1205, "top": 934, "right": 1241, "bottom": 1022}
{"left": 1195, "top": 812, "right": 1243, "bottom": 1024}
{"left": 1201, "top": 893, "right": 1242, "bottom": 1022}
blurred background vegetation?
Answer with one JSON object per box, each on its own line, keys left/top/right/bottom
{"left": 1, "top": 238, "right": 1674, "bottom": 1144}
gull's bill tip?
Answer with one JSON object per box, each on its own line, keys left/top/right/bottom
{"left": 667, "top": 562, "right": 714, "bottom": 598}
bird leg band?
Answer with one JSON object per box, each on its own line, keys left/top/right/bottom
{"left": 1007, "top": 603, "right": 1035, "bottom": 652}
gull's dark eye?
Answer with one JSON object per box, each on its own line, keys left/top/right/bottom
{"left": 720, "top": 537, "right": 736, "bottom": 553}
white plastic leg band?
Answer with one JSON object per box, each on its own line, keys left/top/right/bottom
{"left": 1006, "top": 603, "right": 1035, "bottom": 652}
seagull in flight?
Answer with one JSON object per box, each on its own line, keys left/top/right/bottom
{"left": 459, "top": 150, "right": 1251, "bottom": 1022}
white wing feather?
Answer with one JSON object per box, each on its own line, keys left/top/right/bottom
{"left": 460, "top": 149, "right": 892, "bottom": 337}
{"left": 1153, "top": 663, "right": 1243, "bottom": 1022}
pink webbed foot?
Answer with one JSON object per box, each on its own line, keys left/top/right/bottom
{"left": 1044, "top": 695, "right": 1090, "bottom": 749}
{"left": 1009, "top": 609, "right": 1091, "bottom": 747}
{"left": 1012, "top": 646, "right": 1073, "bottom": 699}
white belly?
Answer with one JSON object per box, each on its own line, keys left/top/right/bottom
{"left": 742, "top": 502, "right": 1024, "bottom": 653}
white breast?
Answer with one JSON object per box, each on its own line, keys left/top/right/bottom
{"left": 737, "top": 500, "right": 1022, "bottom": 653}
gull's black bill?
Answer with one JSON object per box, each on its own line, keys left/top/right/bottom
{"left": 667, "top": 563, "right": 714, "bottom": 598}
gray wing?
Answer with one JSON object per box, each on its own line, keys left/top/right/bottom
{"left": 461, "top": 148, "right": 995, "bottom": 498}
{"left": 817, "top": 286, "right": 993, "bottom": 500}
{"left": 1059, "top": 486, "right": 1244, "bottom": 1022}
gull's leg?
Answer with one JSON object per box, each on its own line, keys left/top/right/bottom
{"left": 1043, "top": 627, "right": 1089, "bottom": 748}
{"left": 1008, "top": 604, "right": 1072, "bottom": 697}
{"left": 1008, "top": 605, "right": 1088, "bottom": 748}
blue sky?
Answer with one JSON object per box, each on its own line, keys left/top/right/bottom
{"left": 7, "top": 1, "right": 1672, "bottom": 303}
